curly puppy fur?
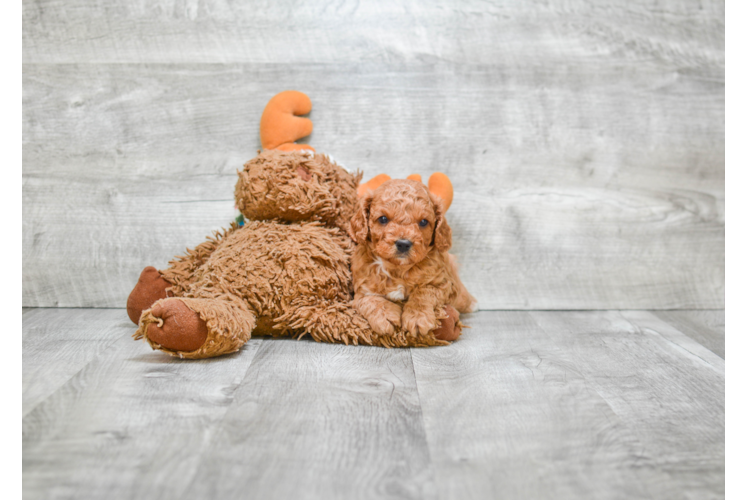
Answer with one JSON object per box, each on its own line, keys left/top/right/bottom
{"left": 349, "top": 179, "right": 477, "bottom": 337}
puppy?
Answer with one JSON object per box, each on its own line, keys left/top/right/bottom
{"left": 349, "top": 178, "right": 477, "bottom": 338}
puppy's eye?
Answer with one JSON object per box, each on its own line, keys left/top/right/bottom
{"left": 377, "top": 216, "right": 388, "bottom": 224}
{"left": 419, "top": 219, "right": 429, "bottom": 227}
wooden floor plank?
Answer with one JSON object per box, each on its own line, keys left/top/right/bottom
{"left": 621, "top": 311, "right": 724, "bottom": 371}
{"left": 531, "top": 311, "right": 724, "bottom": 500}
{"left": 411, "top": 311, "right": 664, "bottom": 500}
{"left": 23, "top": 309, "right": 725, "bottom": 499}
{"left": 22, "top": 311, "right": 263, "bottom": 500}
{"left": 653, "top": 310, "right": 725, "bottom": 359}
{"left": 181, "top": 338, "right": 437, "bottom": 500}
{"left": 22, "top": 308, "right": 126, "bottom": 416}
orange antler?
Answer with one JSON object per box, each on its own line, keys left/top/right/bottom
{"left": 260, "top": 91, "right": 315, "bottom": 152}
{"left": 359, "top": 172, "right": 454, "bottom": 211}
{"left": 427, "top": 172, "right": 453, "bottom": 211}
{"left": 357, "top": 174, "right": 392, "bottom": 197}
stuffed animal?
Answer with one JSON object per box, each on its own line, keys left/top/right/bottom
{"left": 127, "top": 91, "right": 463, "bottom": 359}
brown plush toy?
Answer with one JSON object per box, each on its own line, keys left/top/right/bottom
{"left": 127, "top": 91, "right": 462, "bottom": 359}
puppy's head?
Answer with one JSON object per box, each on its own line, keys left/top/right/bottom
{"left": 349, "top": 179, "right": 452, "bottom": 266}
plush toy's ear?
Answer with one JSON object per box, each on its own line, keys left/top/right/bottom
{"left": 357, "top": 174, "right": 391, "bottom": 197}
{"left": 260, "top": 91, "right": 315, "bottom": 152}
{"left": 406, "top": 173, "right": 422, "bottom": 182}
{"left": 430, "top": 194, "right": 453, "bottom": 252}
{"left": 349, "top": 193, "right": 373, "bottom": 244}
{"left": 427, "top": 172, "right": 453, "bottom": 212}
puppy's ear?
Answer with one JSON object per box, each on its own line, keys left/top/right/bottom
{"left": 349, "top": 193, "right": 372, "bottom": 244}
{"left": 430, "top": 194, "right": 452, "bottom": 252}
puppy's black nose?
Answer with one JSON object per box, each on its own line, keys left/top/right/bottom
{"left": 395, "top": 239, "right": 413, "bottom": 253}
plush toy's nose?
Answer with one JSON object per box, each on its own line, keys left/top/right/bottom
{"left": 395, "top": 239, "right": 413, "bottom": 253}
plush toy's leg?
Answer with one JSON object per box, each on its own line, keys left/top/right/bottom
{"left": 126, "top": 266, "right": 173, "bottom": 324}
{"left": 433, "top": 305, "right": 462, "bottom": 341}
{"left": 127, "top": 225, "right": 240, "bottom": 325}
{"left": 135, "top": 297, "right": 462, "bottom": 356}
{"left": 134, "top": 296, "right": 257, "bottom": 359}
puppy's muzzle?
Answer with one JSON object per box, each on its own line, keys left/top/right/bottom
{"left": 395, "top": 239, "right": 413, "bottom": 254}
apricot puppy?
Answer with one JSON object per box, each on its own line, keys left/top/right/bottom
{"left": 349, "top": 178, "right": 477, "bottom": 337}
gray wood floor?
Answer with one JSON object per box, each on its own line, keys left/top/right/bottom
{"left": 22, "top": 308, "right": 724, "bottom": 500}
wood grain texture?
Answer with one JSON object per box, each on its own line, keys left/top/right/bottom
{"left": 652, "top": 310, "right": 725, "bottom": 358}
{"left": 22, "top": 62, "right": 724, "bottom": 309}
{"left": 182, "top": 338, "right": 436, "bottom": 500}
{"left": 23, "top": 308, "right": 725, "bottom": 499}
{"left": 619, "top": 310, "right": 724, "bottom": 371}
{"left": 412, "top": 310, "right": 724, "bottom": 499}
{"left": 412, "top": 311, "right": 661, "bottom": 499}
{"left": 22, "top": 0, "right": 724, "bottom": 65}
{"left": 23, "top": 316, "right": 264, "bottom": 500}
{"left": 22, "top": 0, "right": 724, "bottom": 309}
{"left": 531, "top": 310, "right": 724, "bottom": 500}
{"left": 22, "top": 308, "right": 125, "bottom": 416}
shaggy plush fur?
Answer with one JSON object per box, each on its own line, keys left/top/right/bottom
{"left": 235, "top": 149, "right": 359, "bottom": 231}
{"left": 349, "top": 179, "right": 477, "bottom": 337}
{"left": 131, "top": 151, "right": 450, "bottom": 359}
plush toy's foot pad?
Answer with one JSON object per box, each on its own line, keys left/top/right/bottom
{"left": 127, "top": 266, "right": 172, "bottom": 324}
{"left": 146, "top": 299, "right": 208, "bottom": 353}
{"left": 433, "top": 305, "right": 462, "bottom": 341}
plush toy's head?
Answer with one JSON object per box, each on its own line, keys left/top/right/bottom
{"left": 234, "top": 150, "right": 361, "bottom": 231}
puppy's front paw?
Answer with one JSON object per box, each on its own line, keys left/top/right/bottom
{"left": 401, "top": 308, "right": 438, "bottom": 336}
{"left": 367, "top": 303, "right": 402, "bottom": 335}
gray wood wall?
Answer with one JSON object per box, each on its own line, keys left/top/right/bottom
{"left": 22, "top": 0, "right": 724, "bottom": 309}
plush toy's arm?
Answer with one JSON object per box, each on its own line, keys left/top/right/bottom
{"left": 260, "top": 90, "right": 315, "bottom": 152}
